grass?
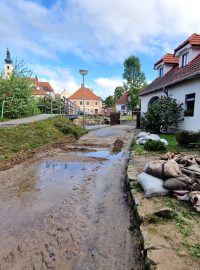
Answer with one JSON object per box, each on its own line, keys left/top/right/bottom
{"left": 120, "top": 115, "right": 136, "bottom": 121}
{"left": 164, "top": 197, "right": 200, "bottom": 259}
{"left": 0, "top": 115, "right": 86, "bottom": 162}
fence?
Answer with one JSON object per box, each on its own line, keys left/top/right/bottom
{"left": 1, "top": 96, "right": 80, "bottom": 119}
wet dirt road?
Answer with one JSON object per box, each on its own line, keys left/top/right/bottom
{"left": 0, "top": 125, "right": 144, "bottom": 270}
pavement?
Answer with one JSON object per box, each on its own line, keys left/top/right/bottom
{"left": 0, "top": 114, "right": 59, "bottom": 128}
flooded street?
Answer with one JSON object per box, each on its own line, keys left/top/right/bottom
{"left": 0, "top": 125, "right": 144, "bottom": 270}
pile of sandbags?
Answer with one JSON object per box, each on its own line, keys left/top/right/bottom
{"left": 135, "top": 132, "right": 168, "bottom": 145}
{"left": 137, "top": 152, "right": 200, "bottom": 212}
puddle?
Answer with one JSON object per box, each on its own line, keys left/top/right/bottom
{"left": 80, "top": 150, "right": 123, "bottom": 160}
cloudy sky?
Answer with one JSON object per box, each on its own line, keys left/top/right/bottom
{"left": 1, "top": 0, "right": 200, "bottom": 98}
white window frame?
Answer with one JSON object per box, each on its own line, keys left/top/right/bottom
{"left": 182, "top": 52, "right": 189, "bottom": 66}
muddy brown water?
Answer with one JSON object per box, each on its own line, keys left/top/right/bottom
{"left": 0, "top": 125, "right": 144, "bottom": 270}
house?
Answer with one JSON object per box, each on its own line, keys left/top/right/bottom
{"left": 60, "top": 89, "right": 71, "bottom": 99}
{"left": 68, "top": 84, "right": 102, "bottom": 114}
{"left": 140, "top": 33, "right": 200, "bottom": 131}
{"left": 30, "top": 77, "right": 55, "bottom": 98}
{"left": 116, "top": 91, "right": 132, "bottom": 115}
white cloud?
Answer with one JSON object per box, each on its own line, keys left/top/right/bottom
{"left": 30, "top": 64, "right": 79, "bottom": 94}
{"left": 94, "top": 77, "right": 123, "bottom": 99}
{"left": 1, "top": 0, "right": 200, "bottom": 64}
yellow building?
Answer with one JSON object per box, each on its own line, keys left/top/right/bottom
{"left": 68, "top": 85, "right": 102, "bottom": 114}
{"left": 60, "top": 89, "right": 71, "bottom": 99}
{"left": 4, "top": 49, "right": 14, "bottom": 78}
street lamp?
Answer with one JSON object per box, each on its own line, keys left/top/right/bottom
{"left": 79, "top": 69, "right": 88, "bottom": 127}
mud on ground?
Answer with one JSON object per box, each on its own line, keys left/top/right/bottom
{"left": 0, "top": 125, "right": 145, "bottom": 270}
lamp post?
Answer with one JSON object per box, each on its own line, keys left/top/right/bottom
{"left": 79, "top": 69, "right": 88, "bottom": 128}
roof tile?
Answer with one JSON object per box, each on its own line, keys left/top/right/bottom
{"left": 69, "top": 86, "right": 102, "bottom": 101}
{"left": 141, "top": 53, "right": 200, "bottom": 96}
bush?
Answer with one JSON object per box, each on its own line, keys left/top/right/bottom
{"left": 176, "top": 130, "right": 200, "bottom": 146}
{"left": 144, "top": 140, "right": 167, "bottom": 151}
{"left": 141, "top": 96, "right": 183, "bottom": 133}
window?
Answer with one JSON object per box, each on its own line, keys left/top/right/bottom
{"left": 73, "top": 101, "right": 76, "bottom": 105}
{"left": 159, "top": 67, "right": 164, "bottom": 77}
{"left": 80, "top": 101, "right": 83, "bottom": 105}
{"left": 86, "top": 101, "right": 89, "bottom": 105}
{"left": 95, "top": 102, "right": 98, "bottom": 106}
{"left": 182, "top": 52, "right": 189, "bottom": 66}
{"left": 7, "top": 66, "right": 9, "bottom": 69}
{"left": 121, "top": 105, "right": 125, "bottom": 110}
{"left": 184, "top": 93, "right": 195, "bottom": 117}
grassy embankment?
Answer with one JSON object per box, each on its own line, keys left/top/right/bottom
{"left": 0, "top": 115, "right": 86, "bottom": 162}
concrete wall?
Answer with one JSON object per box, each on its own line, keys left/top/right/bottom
{"left": 141, "top": 78, "right": 200, "bottom": 131}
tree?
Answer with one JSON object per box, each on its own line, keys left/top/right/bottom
{"left": 114, "top": 86, "right": 125, "bottom": 100}
{"left": 0, "top": 60, "right": 38, "bottom": 119}
{"left": 141, "top": 96, "right": 183, "bottom": 133}
{"left": 104, "top": 95, "right": 116, "bottom": 108}
{"left": 123, "top": 56, "right": 146, "bottom": 116}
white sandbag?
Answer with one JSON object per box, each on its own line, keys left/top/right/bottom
{"left": 137, "top": 172, "right": 169, "bottom": 198}
{"left": 135, "top": 132, "right": 149, "bottom": 139}
{"left": 147, "top": 134, "right": 160, "bottom": 141}
{"left": 160, "top": 138, "right": 169, "bottom": 146}
{"left": 136, "top": 137, "right": 147, "bottom": 145}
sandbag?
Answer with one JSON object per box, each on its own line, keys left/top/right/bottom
{"left": 145, "top": 160, "right": 181, "bottom": 179}
{"left": 190, "top": 191, "right": 200, "bottom": 212}
{"left": 181, "top": 165, "right": 200, "bottom": 179}
{"left": 175, "top": 155, "right": 197, "bottom": 166}
{"left": 160, "top": 138, "right": 168, "bottom": 146}
{"left": 172, "top": 190, "right": 190, "bottom": 201}
{"left": 164, "top": 174, "right": 194, "bottom": 190}
{"left": 136, "top": 137, "right": 147, "bottom": 145}
{"left": 135, "top": 132, "right": 149, "bottom": 139}
{"left": 147, "top": 134, "right": 160, "bottom": 141}
{"left": 195, "top": 156, "right": 200, "bottom": 165}
{"left": 137, "top": 172, "right": 169, "bottom": 198}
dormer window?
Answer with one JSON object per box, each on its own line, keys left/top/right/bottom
{"left": 159, "top": 67, "right": 164, "bottom": 77}
{"left": 182, "top": 52, "right": 189, "bottom": 66}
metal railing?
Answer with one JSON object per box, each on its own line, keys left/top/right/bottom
{"left": 1, "top": 96, "right": 80, "bottom": 119}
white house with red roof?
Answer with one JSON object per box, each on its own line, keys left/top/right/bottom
{"left": 140, "top": 33, "right": 200, "bottom": 131}
{"left": 30, "top": 76, "right": 55, "bottom": 98}
{"left": 116, "top": 91, "right": 131, "bottom": 115}
{"left": 68, "top": 84, "right": 102, "bottom": 114}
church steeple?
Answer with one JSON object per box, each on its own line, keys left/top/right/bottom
{"left": 5, "top": 48, "right": 13, "bottom": 64}
{"left": 4, "top": 48, "right": 13, "bottom": 78}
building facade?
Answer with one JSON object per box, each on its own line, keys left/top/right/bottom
{"left": 140, "top": 33, "right": 200, "bottom": 131}
{"left": 68, "top": 85, "right": 102, "bottom": 114}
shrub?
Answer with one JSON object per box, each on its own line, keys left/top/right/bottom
{"left": 176, "top": 130, "right": 200, "bottom": 146}
{"left": 144, "top": 140, "right": 167, "bottom": 151}
{"left": 141, "top": 96, "right": 183, "bottom": 133}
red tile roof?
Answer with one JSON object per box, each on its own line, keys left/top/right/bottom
{"left": 32, "top": 89, "right": 48, "bottom": 96}
{"left": 37, "top": 81, "right": 54, "bottom": 93}
{"left": 29, "top": 78, "right": 55, "bottom": 93}
{"left": 154, "top": 53, "right": 179, "bottom": 68}
{"left": 174, "top": 33, "right": 200, "bottom": 53}
{"left": 69, "top": 86, "right": 102, "bottom": 101}
{"left": 116, "top": 91, "right": 129, "bottom": 104}
{"left": 141, "top": 53, "right": 200, "bottom": 96}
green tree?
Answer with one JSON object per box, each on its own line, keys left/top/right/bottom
{"left": 123, "top": 55, "right": 146, "bottom": 117}
{"left": 114, "top": 86, "right": 125, "bottom": 100}
{"left": 0, "top": 60, "right": 38, "bottom": 119}
{"left": 141, "top": 96, "right": 183, "bottom": 133}
{"left": 104, "top": 95, "right": 116, "bottom": 108}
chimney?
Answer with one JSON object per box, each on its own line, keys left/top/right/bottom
{"left": 81, "top": 83, "right": 84, "bottom": 87}
{"left": 35, "top": 75, "right": 38, "bottom": 82}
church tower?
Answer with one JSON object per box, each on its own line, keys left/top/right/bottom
{"left": 4, "top": 48, "right": 13, "bottom": 78}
